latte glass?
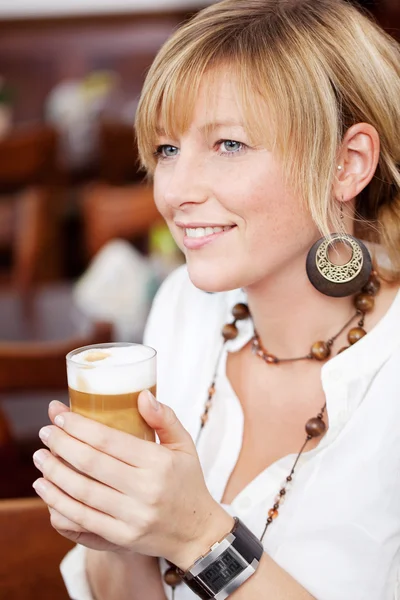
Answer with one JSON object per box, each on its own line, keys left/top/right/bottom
{"left": 66, "top": 342, "right": 156, "bottom": 441}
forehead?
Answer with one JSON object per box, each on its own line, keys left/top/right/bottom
{"left": 156, "top": 66, "right": 251, "bottom": 137}
{"left": 191, "top": 68, "right": 246, "bottom": 126}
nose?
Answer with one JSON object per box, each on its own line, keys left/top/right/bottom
{"left": 162, "top": 151, "right": 208, "bottom": 210}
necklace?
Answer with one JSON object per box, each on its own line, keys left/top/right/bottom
{"left": 164, "top": 271, "right": 381, "bottom": 594}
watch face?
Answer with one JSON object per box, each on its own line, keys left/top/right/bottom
{"left": 201, "top": 549, "right": 245, "bottom": 593}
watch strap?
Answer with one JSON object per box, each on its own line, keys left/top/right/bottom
{"left": 230, "top": 517, "right": 263, "bottom": 564}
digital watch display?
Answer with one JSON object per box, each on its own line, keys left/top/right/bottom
{"left": 178, "top": 518, "right": 263, "bottom": 599}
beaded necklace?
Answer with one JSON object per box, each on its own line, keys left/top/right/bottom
{"left": 164, "top": 271, "right": 381, "bottom": 596}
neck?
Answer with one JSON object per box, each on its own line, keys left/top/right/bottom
{"left": 244, "top": 254, "right": 356, "bottom": 358}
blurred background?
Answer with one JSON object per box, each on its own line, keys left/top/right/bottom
{"left": 0, "top": 0, "right": 398, "bottom": 502}
{"left": 0, "top": 1, "right": 399, "bottom": 598}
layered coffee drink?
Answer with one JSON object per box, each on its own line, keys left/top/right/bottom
{"left": 66, "top": 343, "right": 156, "bottom": 441}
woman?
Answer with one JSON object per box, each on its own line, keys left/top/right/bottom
{"left": 32, "top": 0, "right": 400, "bottom": 598}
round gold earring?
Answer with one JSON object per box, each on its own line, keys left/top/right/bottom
{"left": 306, "top": 233, "right": 372, "bottom": 297}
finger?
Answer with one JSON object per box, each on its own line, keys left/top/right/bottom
{"left": 33, "top": 448, "right": 128, "bottom": 519}
{"left": 36, "top": 428, "right": 144, "bottom": 495}
{"left": 49, "top": 508, "right": 119, "bottom": 552}
{"left": 48, "top": 400, "right": 70, "bottom": 424}
{"left": 32, "top": 477, "right": 131, "bottom": 548}
{"left": 49, "top": 507, "right": 88, "bottom": 533}
{"left": 49, "top": 410, "right": 160, "bottom": 467}
{"left": 138, "top": 391, "right": 196, "bottom": 453}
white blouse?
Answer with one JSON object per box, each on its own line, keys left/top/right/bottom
{"left": 61, "top": 265, "right": 400, "bottom": 600}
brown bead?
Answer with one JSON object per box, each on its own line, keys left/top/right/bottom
{"left": 347, "top": 327, "right": 366, "bottom": 345}
{"left": 268, "top": 509, "right": 279, "bottom": 520}
{"left": 362, "top": 278, "right": 381, "bottom": 296}
{"left": 337, "top": 346, "right": 349, "bottom": 354}
{"left": 232, "top": 303, "right": 250, "bottom": 320}
{"left": 201, "top": 413, "right": 209, "bottom": 425}
{"left": 265, "top": 354, "right": 279, "bottom": 364}
{"left": 164, "top": 567, "right": 182, "bottom": 587}
{"left": 354, "top": 293, "right": 375, "bottom": 313}
{"left": 311, "top": 341, "right": 331, "bottom": 361}
{"left": 305, "top": 417, "right": 326, "bottom": 438}
{"left": 208, "top": 385, "right": 216, "bottom": 397}
{"left": 222, "top": 323, "right": 238, "bottom": 340}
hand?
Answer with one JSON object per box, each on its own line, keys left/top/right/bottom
{"left": 33, "top": 394, "right": 233, "bottom": 570}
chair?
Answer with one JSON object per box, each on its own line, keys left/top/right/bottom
{"left": 0, "top": 497, "right": 74, "bottom": 600}
{"left": 0, "top": 322, "right": 112, "bottom": 392}
{"left": 0, "top": 124, "right": 62, "bottom": 289}
{"left": 99, "top": 120, "right": 141, "bottom": 185}
{"left": 0, "top": 124, "right": 58, "bottom": 191}
{"left": 81, "top": 182, "right": 162, "bottom": 259}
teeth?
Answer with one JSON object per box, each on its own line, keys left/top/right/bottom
{"left": 185, "top": 226, "right": 231, "bottom": 238}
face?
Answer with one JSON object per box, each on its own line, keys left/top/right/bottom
{"left": 153, "top": 68, "right": 320, "bottom": 293}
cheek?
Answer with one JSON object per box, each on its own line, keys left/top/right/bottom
{"left": 153, "top": 176, "right": 169, "bottom": 220}
{"left": 153, "top": 176, "right": 186, "bottom": 254}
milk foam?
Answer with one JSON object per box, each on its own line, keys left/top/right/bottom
{"left": 67, "top": 345, "right": 156, "bottom": 395}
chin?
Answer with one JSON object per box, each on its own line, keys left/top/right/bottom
{"left": 186, "top": 258, "right": 248, "bottom": 293}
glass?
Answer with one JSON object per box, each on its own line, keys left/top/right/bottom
{"left": 66, "top": 342, "right": 156, "bottom": 441}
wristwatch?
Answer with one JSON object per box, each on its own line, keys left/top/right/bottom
{"left": 177, "top": 518, "right": 263, "bottom": 599}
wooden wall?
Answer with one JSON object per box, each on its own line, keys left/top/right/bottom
{"left": 0, "top": 11, "right": 194, "bottom": 124}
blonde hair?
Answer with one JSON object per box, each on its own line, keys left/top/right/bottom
{"left": 135, "top": 0, "right": 400, "bottom": 281}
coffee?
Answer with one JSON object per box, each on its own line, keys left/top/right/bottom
{"left": 66, "top": 344, "right": 157, "bottom": 440}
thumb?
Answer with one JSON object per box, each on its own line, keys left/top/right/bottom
{"left": 138, "top": 390, "right": 196, "bottom": 453}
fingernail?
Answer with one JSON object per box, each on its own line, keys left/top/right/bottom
{"left": 33, "top": 450, "right": 47, "bottom": 468}
{"left": 32, "top": 479, "right": 47, "bottom": 496}
{"left": 39, "top": 427, "right": 51, "bottom": 443}
{"left": 49, "top": 400, "right": 61, "bottom": 408}
{"left": 54, "top": 415, "right": 64, "bottom": 428}
{"left": 146, "top": 390, "right": 160, "bottom": 411}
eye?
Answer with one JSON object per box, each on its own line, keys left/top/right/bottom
{"left": 219, "top": 140, "right": 244, "bottom": 154}
{"left": 155, "top": 145, "right": 180, "bottom": 159}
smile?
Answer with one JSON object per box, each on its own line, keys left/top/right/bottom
{"left": 182, "top": 225, "right": 236, "bottom": 249}
{"left": 185, "top": 226, "right": 233, "bottom": 238}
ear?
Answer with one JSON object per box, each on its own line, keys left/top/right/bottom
{"left": 334, "top": 123, "right": 380, "bottom": 202}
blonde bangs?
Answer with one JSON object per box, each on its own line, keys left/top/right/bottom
{"left": 136, "top": 64, "right": 204, "bottom": 172}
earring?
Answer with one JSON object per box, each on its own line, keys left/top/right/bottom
{"left": 306, "top": 205, "right": 372, "bottom": 297}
